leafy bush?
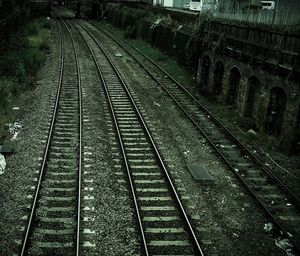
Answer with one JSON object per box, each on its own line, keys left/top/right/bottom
{"left": 15, "top": 63, "right": 26, "bottom": 83}
{"left": 0, "top": 18, "right": 51, "bottom": 129}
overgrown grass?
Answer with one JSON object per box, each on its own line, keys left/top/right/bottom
{"left": 0, "top": 18, "right": 51, "bottom": 140}
{"left": 96, "top": 21, "right": 195, "bottom": 91}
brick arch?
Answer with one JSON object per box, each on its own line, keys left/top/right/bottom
{"left": 268, "top": 83, "right": 290, "bottom": 101}
{"left": 200, "top": 54, "right": 211, "bottom": 88}
{"left": 244, "top": 75, "right": 262, "bottom": 119}
{"left": 212, "top": 60, "right": 225, "bottom": 97}
{"left": 292, "top": 105, "right": 300, "bottom": 154}
{"left": 226, "top": 67, "right": 241, "bottom": 106}
{"left": 264, "top": 87, "right": 287, "bottom": 137}
{"left": 227, "top": 64, "right": 243, "bottom": 78}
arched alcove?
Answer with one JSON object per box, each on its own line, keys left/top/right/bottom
{"left": 244, "top": 76, "right": 261, "bottom": 119}
{"left": 226, "top": 67, "right": 241, "bottom": 106}
{"left": 264, "top": 87, "right": 287, "bottom": 137}
{"left": 212, "top": 61, "right": 224, "bottom": 97}
{"left": 200, "top": 55, "right": 211, "bottom": 88}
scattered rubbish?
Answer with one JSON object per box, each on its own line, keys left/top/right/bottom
{"left": 177, "top": 25, "right": 183, "bottom": 31}
{"left": 275, "top": 238, "right": 292, "bottom": 251}
{"left": 286, "top": 203, "right": 292, "bottom": 206}
{"left": 241, "top": 207, "right": 244, "bottom": 211}
{"left": 12, "top": 107, "right": 19, "bottom": 110}
{"left": 153, "top": 101, "right": 161, "bottom": 107}
{"left": 8, "top": 122, "right": 22, "bottom": 141}
{"left": 232, "top": 232, "right": 239, "bottom": 237}
{"left": 11, "top": 132, "right": 19, "bottom": 141}
{"left": 247, "top": 129, "right": 256, "bottom": 136}
{"left": 286, "top": 251, "right": 295, "bottom": 256}
{"left": 221, "top": 199, "right": 225, "bottom": 204}
{"left": 184, "top": 150, "right": 190, "bottom": 155}
{"left": 264, "top": 223, "right": 273, "bottom": 232}
{"left": 150, "top": 19, "right": 161, "bottom": 29}
{"left": 114, "top": 52, "right": 122, "bottom": 57}
{"left": 219, "top": 144, "right": 236, "bottom": 149}
{"left": 234, "top": 168, "right": 239, "bottom": 172}
{"left": 0, "top": 154, "right": 6, "bottom": 175}
{"left": 47, "top": 17, "right": 50, "bottom": 20}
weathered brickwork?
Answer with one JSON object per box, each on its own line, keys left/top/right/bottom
{"left": 106, "top": 5, "right": 299, "bottom": 153}
{"left": 197, "top": 50, "right": 299, "bottom": 153}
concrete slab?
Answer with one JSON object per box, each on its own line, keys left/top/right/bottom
{"left": 187, "top": 163, "right": 213, "bottom": 181}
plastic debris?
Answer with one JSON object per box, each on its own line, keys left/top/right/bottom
{"left": 0, "top": 154, "right": 6, "bottom": 175}
{"left": 114, "top": 52, "right": 122, "bottom": 57}
{"left": 264, "top": 223, "right": 273, "bottom": 232}
{"left": 247, "top": 129, "right": 256, "bottom": 136}
{"left": 286, "top": 251, "right": 295, "bottom": 256}
{"left": 153, "top": 101, "right": 161, "bottom": 107}
{"left": 8, "top": 122, "right": 22, "bottom": 141}
{"left": 233, "top": 232, "right": 239, "bottom": 237}
{"left": 183, "top": 150, "right": 190, "bottom": 155}
{"left": 275, "top": 238, "right": 292, "bottom": 250}
{"left": 12, "top": 107, "right": 19, "bottom": 110}
{"left": 150, "top": 19, "right": 161, "bottom": 29}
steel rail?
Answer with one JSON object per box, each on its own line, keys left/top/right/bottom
{"left": 68, "top": 19, "right": 150, "bottom": 256}
{"left": 82, "top": 22, "right": 300, "bottom": 252}
{"left": 20, "top": 18, "right": 64, "bottom": 256}
{"left": 93, "top": 21, "right": 300, "bottom": 208}
{"left": 59, "top": 17, "right": 83, "bottom": 256}
{"left": 73, "top": 19, "right": 205, "bottom": 255}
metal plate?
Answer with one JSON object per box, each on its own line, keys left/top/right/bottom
{"left": 187, "top": 163, "right": 213, "bottom": 181}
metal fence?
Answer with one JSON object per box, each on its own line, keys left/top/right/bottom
{"left": 212, "top": 9, "right": 300, "bottom": 27}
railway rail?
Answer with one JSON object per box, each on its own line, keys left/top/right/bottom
{"left": 20, "top": 17, "right": 83, "bottom": 255}
{"left": 77, "top": 21, "right": 300, "bottom": 252}
{"left": 60, "top": 17, "right": 206, "bottom": 255}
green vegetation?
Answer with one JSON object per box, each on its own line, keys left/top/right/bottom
{"left": 95, "top": 22, "right": 195, "bottom": 92}
{"left": 0, "top": 18, "right": 51, "bottom": 140}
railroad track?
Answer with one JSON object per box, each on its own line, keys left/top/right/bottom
{"left": 77, "top": 21, "right": 300, "bottom": 252}
{"left": 62, "top": 18, "right": 206, "bottom": 255}
{"left": 20, "top": 18, "right": 82, "bottom": 255}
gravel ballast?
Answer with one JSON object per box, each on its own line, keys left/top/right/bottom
{"left": 83, "top": 21, "right": 287, "bottom": 256}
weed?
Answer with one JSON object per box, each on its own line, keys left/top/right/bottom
{"left": 0, "top": 18, "right": 51, "bottom": 139}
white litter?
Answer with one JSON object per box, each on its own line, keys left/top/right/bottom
{"left": 12, "top": 107, "right": 19, "bottom": 110}
{"left": 264, "top": 223, "right": 273, "bottom": 232}
{"left": 247, "top": 129, "right": 256, "bottom": 136}
{"left": 153, "top": 101, "right": 161, "bottom": 107}
{"left": 114, "top": 52, "right": 122, "bottom": 57}
{"left": 183, "top": 150, "right": 190, "bottom": 155}
{"left": 8, "top": 122, "right": 22, "bottom": 141}
{"left": 275, "top": 238, "right": 292, "bottom": 250}
{"left": 0, "top": 154, "right": 6, "bottom": 175}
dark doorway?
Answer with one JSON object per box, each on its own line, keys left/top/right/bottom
{"left": 244, "top": 76, "right": 261, "bottom": 119}
{"left": 201, "top": 55, "right": 210, "bottom": 88}
{"left": 227, "top": 67, "right": 241, "bottom": 106}
{"left": 212, "top": 61, "right": 224, "bottom": 97}
{"left": 264, "top": 87, "right": 287, "bottom": 137}
{"left": 292, "top": 106, "right": 300, "bottom": 154}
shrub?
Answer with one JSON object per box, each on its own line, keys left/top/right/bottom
{"left": 15, "top": 63, "right": 26, "bottom": 83}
